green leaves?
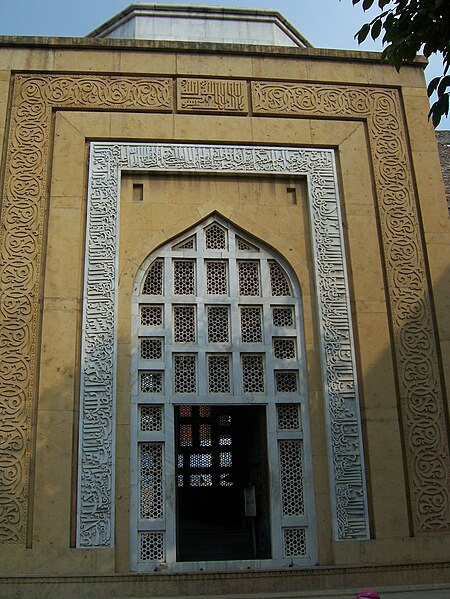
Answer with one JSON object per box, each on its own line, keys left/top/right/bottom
{"left": 351, "top": 0, "right": 450, "bottom": 127}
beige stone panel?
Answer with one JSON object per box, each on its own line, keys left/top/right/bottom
{"left": 42, "top": 204, "right": 85, "bottom": 299}
{"left": 53, "top": 48, "right": 120, "bottom": 72}
{"left": 115, "top": 457, "right": 131, "bottom": 574}
{"left": 305, "top": 59, "right": 371, "bottom": 85}
{"left": 39, "top": 299, "right": 80, "bottom": 413}
{"left": 118, "top": 50, "right": 176, "bottom": 74}
{"left": 0, "top": 47, "right": 55, "bottom": 71}
{"left": 51, "top": 114, "right": 88, "bottom": 198}
{"left": 365, "top": 416, "right": 410, "bottom": 538}
{"left": 360, "top": 538, "right": 419, "bottom": 565}
{"left": 33, "top": 409, "right": 74, "bottom": 548}
{"left": 413, "top": 150, "right": 450, "bottom": 233}
{"left": 0, "top": 71, "right": 10, "bottom": 130}
{"left": 354, "top": 312, "right": 396, "bottom": 410}
{"left": 403, "top": 93, "right": 443, "bottom": 151}
{"left": 251, "top": 55, "right": 308, "bottom": 80}
{"left": 332, "top": 540, "right": 362, "bottom": 565}
{"left": 250, "top": 116, "right": 312, "bottom": 145}
{"left": 337, "top": 122, "right": 375, "bottom": 206}
{"left": 110, "top": 112, "right": 175, "bottom": 140}
{"left": 0, "top": 546, "right": 114, "bottom": 576}
{"left": 173, "top": 113, "right": 253, "bottom": 142}
{"left": 366, "top": 62, "right": 425, "bottom": 88}
{"left": 176, "top": 52, "right": 252, "bottom": 78}
{"left": 310, "top": 119, "right": 363, "bottom": 147}
{"left": 54, "top": 110, "right": 112, "bottom": 140}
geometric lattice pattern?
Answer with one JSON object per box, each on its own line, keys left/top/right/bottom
{"left": 279, "top": 441, "right": 304, "bottom": 516}
{"left": 277, "top": 404, "right": 301, "bottom": 431}
{"left": 207, "top": 306, "right": 229, "bottom": 343}
{"left": 240, "top": 306, "right": 262, "bottom": 342}
{"left": 140, "top": 443, "right": 164, "bottom": 519}
{"left": 140, "top": 405, "right": 163, "bottom": 432}
{"left": 283, "top": 528, "right": 307, "bottom": 557}
{"left": 272, "top": 307, "right": 294, "bottom": 328}
{"left": 275, "top": 371, "right": 298, "bottom": 393}
{"left": 238, "top": 261, "right": 260, "bottom": 296}
{"left": 140, "top": 531, "right": 165, "bottom": 561}
{"left": 208, "top": 355, "right": 231, "bottom": 393}
{"left": 141, "top": 338, "right": 163, "bottom": 360}
{"left": 174, "top": 354, "right": 197, "bottom": 393}
{"left": 174, "top": 260, "right": 195, "bottom": 295}
{"left": 142, "top": 259, "right": 163, "bottom": 295}
{"left": 141, "top": 305, "right": 163, "bottom": 327}
{"left": 273, "top": 338, "right": 296, "bottom": 360}
{"left": 141, "top": 371, "right": 163, "bottom": 394}
{"left": 173, "top": 306, "right": 196, "bottom": 343}
{"left": 242, "top": 354, "right": 265, "bottom": 392}
{"left": 269, "top": 260, "right": 291, "bottom": 296}
{"left": 206, "top": 261, "right": 228, "bottom": 295}
{"left": 205, "top": 223, "right": 227, "bottom": 249}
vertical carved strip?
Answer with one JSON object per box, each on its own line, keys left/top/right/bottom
{"left": 252, "top": 81, "right": 450, "bottom": 534}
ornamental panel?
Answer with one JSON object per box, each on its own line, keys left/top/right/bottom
{"left": 178, "top": 78, "right": 248, "bottom": 113}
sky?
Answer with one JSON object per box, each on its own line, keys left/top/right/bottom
{"left": 0, "top": 0, "right": 447, "bottom": 129}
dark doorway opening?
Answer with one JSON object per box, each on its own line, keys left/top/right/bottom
{"left": 175, "top": 405, "right": 271, "bottom": 562}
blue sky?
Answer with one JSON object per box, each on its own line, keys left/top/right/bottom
{"left": 0, "top": 0, "right": 447, "bottom": 129}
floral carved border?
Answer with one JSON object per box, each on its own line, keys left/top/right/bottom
{"left": 0, "top": 75, "right": 172, "bottom": 543}
{"left": 252, "top": 81, "right": 450, "bottom": 534}
{"left": 0, "top": 73, "right": 448, "bottom": 545}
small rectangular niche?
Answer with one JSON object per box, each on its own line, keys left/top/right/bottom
{"left": 133, "top": 183, "right": 144, "bottom": 202}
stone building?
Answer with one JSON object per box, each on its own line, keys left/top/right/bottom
{"left": 0, "top": 4, "right": 449, "bottom": 598}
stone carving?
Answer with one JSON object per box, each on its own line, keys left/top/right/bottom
{"left": 178, "top": 78, "right": 247, "bottom": 112}
{"left": 86, "top": 142, "right": 369, "bottom": 544}
{"left": 252, "top": 81, "right": 450, "bottom": 534}
{"left": 0, "top": 71, "right": 447, "bottom": 545}
{"left": 0, "top": 75, "right": 172, "bottom": 544}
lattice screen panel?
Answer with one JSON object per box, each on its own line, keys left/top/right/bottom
{"left": 283, "top": 528, "right": 307, "bottom": 557}
{"left": 140, "top": 532, "right": 165, "bottom": 561}
{"left": 140, "top": 443, "right": 164, "bottom": 520}
{"left": 133, "top": 216, "right": 313, "bottom": 569}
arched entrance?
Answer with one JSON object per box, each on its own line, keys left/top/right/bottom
{"left": 130, "top": 215, "right": 316, "bottom": 571}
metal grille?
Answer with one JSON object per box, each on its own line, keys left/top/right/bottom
{"left": 275, "top": 371, "right": 298, "bottom": 393}
{"left": 207, "top": 306, "right": 229, "bottom": 343}
{"left": 173, "top": 305, "right": 196, "bottom": 343}
{"left": 273, "top": 338, "right": 296, "bottom": 360}
{"left": 141, "top": 305, "right": 163, "bottom": 327}
{"left": 141, "top": 372, "right": 163, "bottom": 394}
{"left": 174, "top": 355, "right": 197, "bottom": 393}
{"left": 173, "top": 260, "right": 195, "bottom": 295}
{"left": 140, "top": 443, "right": 164, "bottom": 519}
{"left": 279, "top": 441, "right": 304, "bottom": 516}
{"left": 269, "top": 260, "right": 291, "bottom": 296}
{"left": 273, "top": 307, "right": 294, "bottom": 328}
{"left": 242, "top": 354, "right": 265, "bottom": 392}
{"left": 238, "top": 261, "right": 260, "bottom": 296}
{"left": 277, "top": 404, "right": 301, "bottom": 430}
{"left": 140, "top": 405, "right": 163, "bottom": 432}
{"left": 240, "top": 306, "right": 262, "bottom": 342}
{"left": 208, "top": 355, "right": 231, "bottom": 393}
{"left": 205, "top": 223, "right": 226, "bottom": 249}
{"left": 206, "top": 261, "right": 228, "bottom": 295}
{"left": 140, "top": 532, "right": 164, "bottom": 561}
{"left": 141, "top": 338, "right": 163, "bottom": 360}
{"left": 142, "top": 259, "right": 163, "bottom": 295}
{"left": 283, "top": 528, "right": 307, "bottom": 557}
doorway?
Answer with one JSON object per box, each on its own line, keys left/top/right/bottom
{"left": 176, "top": 405, "right": 271, "bottom": 562}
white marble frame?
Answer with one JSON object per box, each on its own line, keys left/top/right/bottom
{"left": 77, "top": 142, "right": 370, "bottom": 548}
